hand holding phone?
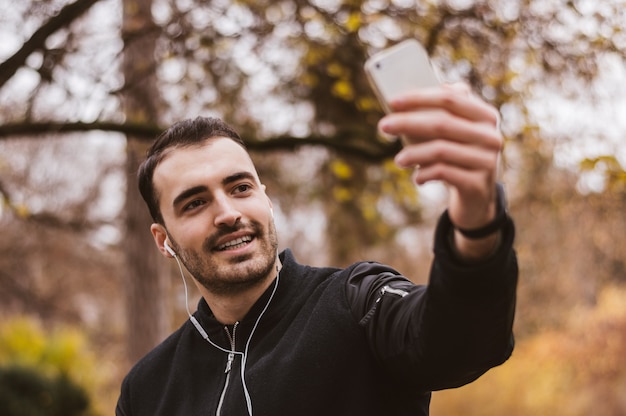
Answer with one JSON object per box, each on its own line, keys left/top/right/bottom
{"left": 368, "top": 41, "right": 505, "bottom": 249}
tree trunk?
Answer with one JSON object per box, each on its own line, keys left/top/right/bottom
{"left": 121, "top": 0, "right": 169, "bottom": 364}
{"left": 323, "top": 154, "right": 375, "bottom": 267}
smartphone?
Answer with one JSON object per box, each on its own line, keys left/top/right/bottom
{"left": 364, "top": 39, "right": 440, "bottom": 114}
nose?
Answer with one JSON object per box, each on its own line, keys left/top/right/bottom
{"left": 213, "top": 195, "right": 242, "bottom": 227}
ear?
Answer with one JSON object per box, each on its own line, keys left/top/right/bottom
{"left": 267, "top": 194, "right": 274, "bottom": 218}
{"left": 261, "top": 184, "right": 274, "bottom": 216}
{"left": 151, "top": 223, "right": 173, "bottom": 258}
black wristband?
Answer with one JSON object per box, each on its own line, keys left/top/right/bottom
{"left": 455, "top": 183, "right": 508, "bottom": 240}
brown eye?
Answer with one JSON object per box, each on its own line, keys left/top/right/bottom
{"left": 233, "top": 184, "right": 252, "bottom": 194}
{"left": 184, "top": 199, "right": 205, "bottom": 211}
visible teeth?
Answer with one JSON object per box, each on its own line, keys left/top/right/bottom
{"left": 218, "top": 236, "right": 252, "bottom": 251}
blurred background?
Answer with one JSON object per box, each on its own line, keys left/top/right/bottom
{"left": 0, "top": 0, "right": 625, "bottom": 414}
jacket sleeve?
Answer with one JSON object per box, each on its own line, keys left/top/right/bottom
{"left": 115, "top": 376, "right": 131, "bottom": 416}
{"left": 345, "top": 211, "right": 518, "bottom": 393}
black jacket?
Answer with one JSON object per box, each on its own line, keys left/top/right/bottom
{"left": 116, "top": 213, "right": 517, "bottom": 416}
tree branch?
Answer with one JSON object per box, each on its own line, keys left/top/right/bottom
{"left": 0, "top": 120, "right": 401, "bottom": 162}
{"left": 0, "top": 120, "right": 161, "bottom": 139}
{"left": 0, "top": 0, "right": 103, "bottom": 88}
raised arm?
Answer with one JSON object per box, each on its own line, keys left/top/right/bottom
{"left": 379, "top": 83, "right": 504, "bottom": 260}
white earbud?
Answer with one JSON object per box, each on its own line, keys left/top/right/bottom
{"left": 164, "top": 240, "right": 176, "bottom": 257}
{"left": 270, "top": 208, "right": 274, "bottom": 218}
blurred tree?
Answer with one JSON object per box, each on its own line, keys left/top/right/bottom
{"left": 1, "top": 0, "right": 625, "bottom": 367}
{"left": 0, "top": 366, "right": 89, "bottom": 416}
{"left": 430, "top": 284, "right": 626, "bottom": 416}
{"left": 121, "top": 0, "right": 171, "bottom": 363}
{"left": 0, "top": 137, "right": 125, "bottom": 325}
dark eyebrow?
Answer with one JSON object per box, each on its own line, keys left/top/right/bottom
{"left": 171, "top": 172, "right": 256, "bottom": 209}
{"left": 223, "top": 171, "right": 256, "bottom": 186}
{"left": 172, "top": 185, "right": 208, "bottom": 209}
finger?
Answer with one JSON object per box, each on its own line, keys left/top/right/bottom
{"left": 389, "top": 85, "right": 499, "bottom": 126}
{"left": 444, "top": 82, "right": 472, "bottom": 96}
{"left": 411, "top": 162, "right": 493, "bottom": 193}
{"left": 380, "top": 109, "right": 503, "bottom": 150}
{"left": 395, "top": 139, "right": 499, "bottom": 171}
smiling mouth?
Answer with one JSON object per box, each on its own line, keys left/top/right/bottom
{"left": 216, "top": 235, "right": 253, "bottom": 251}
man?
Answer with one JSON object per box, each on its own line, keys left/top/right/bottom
{"left": 116, "top": 84, "right": 518, "bottom": 416}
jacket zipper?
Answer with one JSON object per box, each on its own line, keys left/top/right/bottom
{"left": 359, "top": 285, "right": 409, "bottom": 326}
{"left": 216, "top": 322, "right": 238, "bottom": 416}
{"left": 378, "top": 285, "right": 409, "bottom": 300}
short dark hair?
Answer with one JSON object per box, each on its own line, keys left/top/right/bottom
{"left": 138, "top": 116, "right": 246, "bottom": 224}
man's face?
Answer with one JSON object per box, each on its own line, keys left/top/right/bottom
{"left": 152, "top": 137, "right": 278, "bottom": 295}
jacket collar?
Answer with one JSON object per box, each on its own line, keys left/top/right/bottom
{"left": 192, "top": 249, "right": 303, "bottom": 346}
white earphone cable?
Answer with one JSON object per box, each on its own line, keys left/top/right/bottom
{"left": 172, "top": 252, "right": 280, "bottom": 416}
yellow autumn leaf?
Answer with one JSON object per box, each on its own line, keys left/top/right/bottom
{"left": 356, "top": 96, "right": 379, "bottom": 111}
{"left": 344, "top": 12, "right": 362, "bottom": 33}
{"left": 362, "top": 204, "right": 378, "bottom": 221}
{"left": 332, "top": 79, "right": 354, "bottom": 101}
{"left": 326, "top": 62, "right": 346, "bottom": 78}
{"left": 330, "top": 160, "right": 353, "bottom": 180}
{"left": 0, "top": 319, "right": 46, "bottom": 367}
{"left": 333, "top": 186, "right": 352, "bottom": 202}
{"left": 15, "top": 204, "right": 30, "bottom": 218}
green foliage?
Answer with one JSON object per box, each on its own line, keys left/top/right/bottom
{"left": 0, "top": 318, "right": 111, "bottom": 416}
{"left": 0, "top": 365, "right": 89, "bottom": 416}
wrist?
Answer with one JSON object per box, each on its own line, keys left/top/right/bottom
{"left": 455, "top": 183, "right": 508, "bottom": 240}
{"left": 452, "top": 229, "right": 502, "bottom": 261}
{"left": 448, "top": 183, "right": 509, "bottom": 261}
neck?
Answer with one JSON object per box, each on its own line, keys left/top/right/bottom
{"left": 197, "top": 259, "right": 281, "bottom": 325}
